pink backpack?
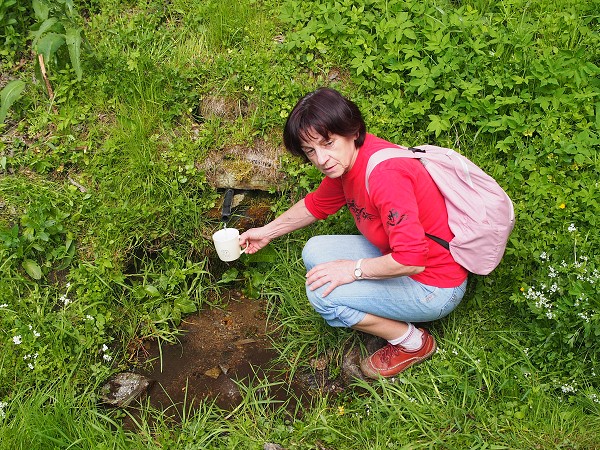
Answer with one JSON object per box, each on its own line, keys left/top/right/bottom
{"left": 365, "top": 145, "right": 515, "bottom": 275}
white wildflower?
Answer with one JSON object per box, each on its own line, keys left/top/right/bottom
{"left": 12, "top": 335, "right": 22, "bottom": 345}
{"left": 59, "top": 294, "right": 70, "bottom": 306}
{"left": 577, "top": 312, "right": 591, "bottom": 323}
{"left": 101, "top": 344, "right": 109, "bottom": 352}
{"left": 103, "top": 354, "right": 112, "bottom": 362}
{"left": 539, "top": 252, "right": 548, "bottom": 260}
{"left": 568, "top": 223, "right": 577, "bottom": 232}
{"left": 27, "top": 363, "right": 34, "bottom": 370}
{"left": 0, "top": 304, "right": 8, "bottom": 308}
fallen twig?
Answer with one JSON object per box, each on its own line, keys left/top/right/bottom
{"left": 37, "top": 54, "right": 58, "bottom": 113}
{"left": 68, "top": 176, "right": 88, "bottom": 193}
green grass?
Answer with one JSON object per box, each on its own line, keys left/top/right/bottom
{"left": 1, "top": 0, "right": 599, "bottom": 448}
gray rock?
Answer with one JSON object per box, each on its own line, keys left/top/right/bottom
{"left": 341, "top": 346, "right": 368, "bottom": 384}
{"left": 264, "top": 443, "right": 284, "bottom": 450}
{"left": 100, "top": 372, "right": 152, "bottom": 407}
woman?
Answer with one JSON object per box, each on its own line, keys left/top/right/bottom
{"left": 239, "top": 87, "right": 468, "bottom": 379}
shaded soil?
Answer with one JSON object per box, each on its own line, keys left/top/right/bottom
{"left": 127, "top": 292, "right": 314, "bottom": 421}
{"left": 116, "top": 290, "right": 388, "bottom": 426}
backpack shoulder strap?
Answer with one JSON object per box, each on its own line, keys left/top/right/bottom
{"left": 365, "top": 147, "right": 424, "bottom": 195}
{"left": 365, "top": 146, "right": 450, "bottom": 251}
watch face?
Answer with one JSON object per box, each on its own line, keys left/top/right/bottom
{"left": 354, "top": 268, "right": 362, "bottom": 278}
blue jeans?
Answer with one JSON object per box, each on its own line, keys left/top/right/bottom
{"left": 301, "top": 235, "right": 467, "bottom": 328}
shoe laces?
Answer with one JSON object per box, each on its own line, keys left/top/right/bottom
{"left": 378, "top": 343, "right": 406, "bottom": 364}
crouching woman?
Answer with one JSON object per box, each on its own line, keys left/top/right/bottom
{"left": 240, "top": 87, "right": 468, "bottom": 378}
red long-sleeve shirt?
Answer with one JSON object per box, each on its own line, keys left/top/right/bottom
{"left": 304, "top": 133, "right": 468, "bottom": 288}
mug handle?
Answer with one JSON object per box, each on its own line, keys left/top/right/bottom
{"left": 240, "top": 241, "right": 249, "bottom": 255}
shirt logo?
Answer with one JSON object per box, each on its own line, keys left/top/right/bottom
{"left": 348, "top": 200, "right": 376, "bottom": 223}
{"left": 387, "top": 209, "right": 407, "bottom": 227}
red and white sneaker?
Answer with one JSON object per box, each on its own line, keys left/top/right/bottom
{"left": 360, "top": 328, "right": 437, "bottom": 379}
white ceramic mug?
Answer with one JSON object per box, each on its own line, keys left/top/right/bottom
{"left": 212, "top": 228, "right": 248, "bottom": 262}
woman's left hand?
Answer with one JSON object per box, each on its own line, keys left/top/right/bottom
{"left": 305, "top": 259, "right": 356, "bottom": 297}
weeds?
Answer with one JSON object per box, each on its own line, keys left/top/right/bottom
{"left": 1, "top": 0, "right": 599, "bottom": 448}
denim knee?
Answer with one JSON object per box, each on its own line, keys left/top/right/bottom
{"left": 301, "top": 235, "right": 330, "bottom": 270}
{"left": 305, "top": 286, "right": 366, "bottom": 328}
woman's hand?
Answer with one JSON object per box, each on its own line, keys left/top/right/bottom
{"left": 305, "top": 259, "right": 356, "bottom": 297}
{"left": 239, "top": 227, "right": 272, "bottom": 254}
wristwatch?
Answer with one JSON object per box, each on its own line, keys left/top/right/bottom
{"left": 354, "top": 259, "right": 364, "bottom": 280}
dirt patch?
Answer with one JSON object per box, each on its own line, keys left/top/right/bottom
{"left": 118, "top": 291, "right": 383, "bottom": 426}
{"left": 128, "top": 291, "right": 311, "bottom": 421}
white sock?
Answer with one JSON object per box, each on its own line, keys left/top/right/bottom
{"left": 388, "top": 323, "right": 424, "bottom": 351}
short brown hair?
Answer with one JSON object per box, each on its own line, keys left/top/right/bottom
{"left": 283, "top": 87, "right": 366, "bottom": 161}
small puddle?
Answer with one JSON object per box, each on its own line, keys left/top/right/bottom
{"left": 124, "top": 291, "right": 315, "bottom": 423}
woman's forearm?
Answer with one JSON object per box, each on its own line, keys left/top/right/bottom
{"left": 359, "top": 253, "right": 424, "bottom": 279}
{"left": 262, "top": 198, "right": 317, "bottom": 239}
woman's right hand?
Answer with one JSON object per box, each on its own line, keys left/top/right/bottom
{"left": 239, "top": 227, "right": 272, "bottom": 254}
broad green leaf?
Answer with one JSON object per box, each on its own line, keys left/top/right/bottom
{"left": 219, "top": 267, "right": 239, "bottom": 284}
{"left": 55, "top": 238, "right": 76, "bottom": 270}
{"left": 65, "top": 27, "right": 82, "bottom": 80}
{"left": 427, "top": 114, "right": 451, "bottom": 137}
{"left": 23, "top": 259, "right": 42, "bottom": 280}
{"left": 144, "top": 285, "right": 160, "bottom": 297}
{"left": 246, "top": 244, "right": 278, "bottom": 263}
{"left": 404, "top": 28, "right": 417, "bottom": 40}
{"left": 32, "top": 0, "right": 50, "bottom": 20}
{"left": 30, "top": 17, "right": 59, "bottom": 46}
{"left": 65, "top": 0, "right": 75, "bottom": 17}
{"left": 36, "top": 33, "right": 65, "bottom": 64}
{"left": 0, "top": 80, "right": 25, "bottom": 124}
{"left": 154, "top": 304, "right": 172, "bottom": 321}
{"left": 174, "top": 297, "right": 197, "bottom": 314}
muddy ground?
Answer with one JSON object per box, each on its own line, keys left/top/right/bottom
{"left": 113, "top": 290, "right": 387, "bottom": 424}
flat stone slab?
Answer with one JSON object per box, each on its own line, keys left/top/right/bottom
{"left": 100, "top": 372, "right": 152, "bottom": 407}
{"left": 197, "top": 139, "right": 284, "bottom": 191}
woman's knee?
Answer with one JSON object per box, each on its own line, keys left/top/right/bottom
{"left": 305, "top": 286, "right": 330, "bottom": 316}
{"left": 305, "top": 287, "right": 367, "bottom": 328}
{"left": 302, "top": 235, "right": 335, "bottom": 268}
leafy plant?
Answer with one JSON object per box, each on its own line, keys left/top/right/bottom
{"left": 29, "top": 0, "right": 85, "bottom": 80}
{"left": 512, "top": 225, "right": 599, "bottom": 373}
{"left": 0, "top": 201, "right": 74, "bottom": 280}
{"left": 0, "top": 0, "right": 32, "bottom": 63}
{"left": 0, "top": 79, "right": 25, "bottom": 124}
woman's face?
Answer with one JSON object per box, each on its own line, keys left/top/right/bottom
{"left": 300, "top": 129, "right": 359, "bottom": 178}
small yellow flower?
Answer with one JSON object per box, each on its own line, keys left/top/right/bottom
{"left": 337, "top": 406, "right": 345, "bottom": 416}
{"left": 559, "top": 203, "right": 566, "bottom": 209}
{"left": 520, "top": 287, "right": 525, "bottom": 292}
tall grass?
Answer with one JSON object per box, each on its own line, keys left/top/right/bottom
{"left": 1, "top": 0, "right": 599, "bottom": 448}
